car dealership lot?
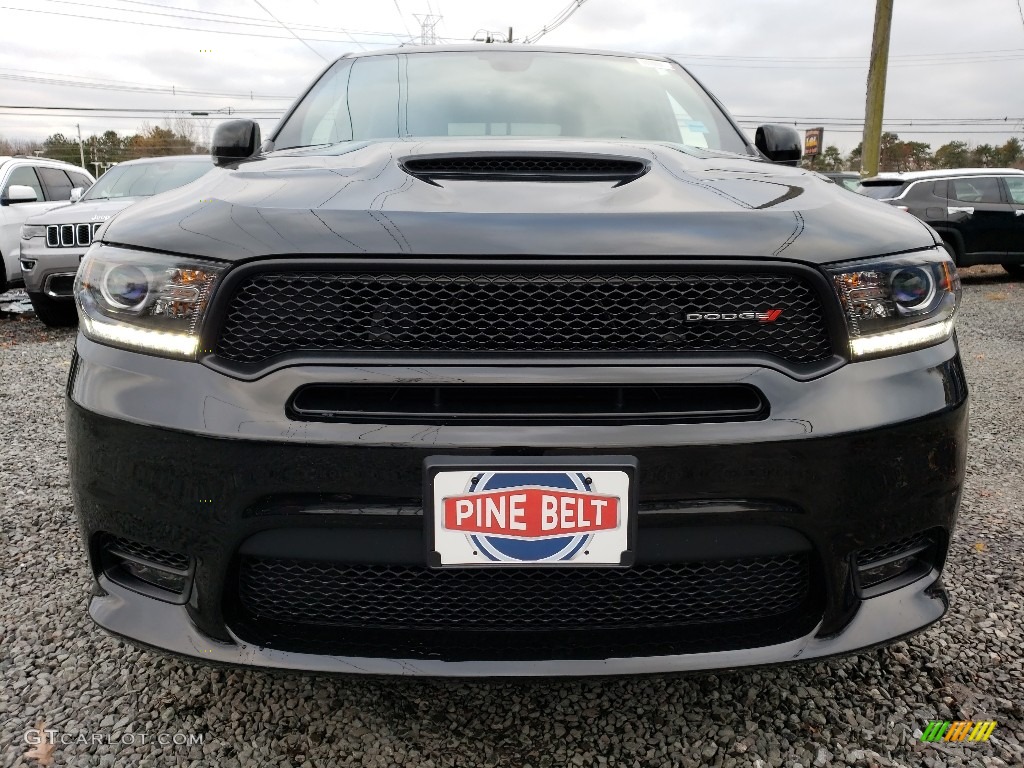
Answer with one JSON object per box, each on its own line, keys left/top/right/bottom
{"left": 0, "top": 268, "right": 1021, "bottom": 767}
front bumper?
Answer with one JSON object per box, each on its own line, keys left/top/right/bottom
{"left": 19, "top": 238, "right": 84, "bottom": 296}
{"left": 67, "top": 335, "right": 968, "bottom": 675}
{"left": 91, "top": 570, "right": 948, "bottom": 676}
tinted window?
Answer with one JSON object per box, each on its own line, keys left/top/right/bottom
{"left": 932, "top": 180, "right": 949, "bottom": 199}
{"left": 83, "top": 159, "right": 211, "bottom": 200}
{"left": 951, "top": 177, "right": 1001, "bottom": 204}
{"left": 37, "top": 167, "right": 74, "bottom": 201}
{"left": 68, "top": 171, "right": 93, "bottom": 191}
{"left": 1003, "top": 176, "right": 1024, "bottom": 205}
{"left": 859, "top": 181, "right": 905, "bottom": 199}
{"left": 4, "top": 165, "right": 44, "bottom": 200}
{"left": 275, "top": 51, "right": 748, "bottom": 153}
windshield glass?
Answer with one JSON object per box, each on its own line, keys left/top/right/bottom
{"left": 859, "top": 181, "right": 905, "bottom": 199}
{"left": 83, "top": 158, "right": 212, "bottom": 200}
{"left": 274, "top": 51, "right": 748, "bottom": 153}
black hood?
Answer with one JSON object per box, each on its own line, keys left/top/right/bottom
{"left": 102, "top": 139, "right": 938, "bottom": 264}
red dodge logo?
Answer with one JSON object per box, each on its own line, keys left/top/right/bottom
{"left": 443, "top": 487, "right": 620, "bottom": 537}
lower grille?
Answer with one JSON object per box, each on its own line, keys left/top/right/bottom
{"left": 231, "top": 554, "right": 817, "bottom": 660}
{"left": 856, "top": 530, "right": 934, "bottom": 567}
{"left": 213, "top": 268, "right": 834, "bottom": 366}
{"left": 100, "top": 533, "right": 189, "bottom": 571}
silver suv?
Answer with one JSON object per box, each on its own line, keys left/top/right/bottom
{"left": 20, "top": 155, "right": 212, "bottom": 326}
{"left": 0, "top": 156, "right": 94, "bottom": 294}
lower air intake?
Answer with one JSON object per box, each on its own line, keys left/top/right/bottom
{"left": 229, "top": 554, "right": 819, "bottom": 660}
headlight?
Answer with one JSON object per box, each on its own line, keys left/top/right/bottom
{"left": 828, "top": 248, "right": 961, "bottom": 359}
{"left": 21, "top": 224, "right": 45, "bottom": 240}
{"left": 75, "top": 244, "right": 226, "bottom": 359}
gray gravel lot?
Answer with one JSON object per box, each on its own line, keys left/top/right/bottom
{"left": 1, "top": 270, "right": 1022, "bottom": 767}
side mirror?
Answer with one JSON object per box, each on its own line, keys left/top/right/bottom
{"left": 70, "top": 187, "right": 84, "bottom": 203}
{"left": 755, "top": 124, "right": 802, "bottom": 166}
{"left": 212, "top": 119, "right": 261, "bottom": 166}
{"left": 0, "top": 184, "right": 39, "bottom": 206}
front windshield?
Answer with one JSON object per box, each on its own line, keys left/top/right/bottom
{"left": 83, "top": 158, "right": 212, "bottom": 200}
{"left": 274, "top": 51, "right": 748, "bottom": 154}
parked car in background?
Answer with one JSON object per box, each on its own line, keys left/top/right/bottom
{"left": 860, "top": 168, "right": 1024, "bottom": 277}
{"left": 820, "top": 171, "right": 862, "bottom": 193}
{"left": 0, "top": 156, "right": 94, "bottom": 294}
{"left": 68, "top": 46, "right": 966, "bottom": 677}
{"left": 20, "top": 155, "right": 213, "bottom": 326}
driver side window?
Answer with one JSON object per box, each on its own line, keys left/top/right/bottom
{"left": 4, "top": 166, "right": 44, "bottom": 201}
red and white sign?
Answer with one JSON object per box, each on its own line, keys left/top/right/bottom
{"left": 443, "top": 487, "right": 620, "bottom": 538}
{"left": 430, "top": 469, "right": 632, "bottom": 566}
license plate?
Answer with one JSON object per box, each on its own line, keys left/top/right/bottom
{"left": 424, "top": 456, "right": 637, "bottom": 567}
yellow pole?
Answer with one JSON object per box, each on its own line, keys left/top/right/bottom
{"left": 861, "top": 0, "right": 894, "bottom": 178}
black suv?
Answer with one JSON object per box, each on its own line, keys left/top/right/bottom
{"left": 67, "top": 46, "right": 967, "bottom": 677}
{"left": 861, "top": 168, "right": 1024, "bottom": 277}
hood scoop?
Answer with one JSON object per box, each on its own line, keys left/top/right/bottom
{"left": 400, "top": 154, "right": 648, "bottom": 185}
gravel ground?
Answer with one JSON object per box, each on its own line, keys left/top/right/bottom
{"left": 1, "top": 268, "right": 1021, "bottom": 767}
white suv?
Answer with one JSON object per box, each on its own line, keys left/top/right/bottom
{"left": 0, "top": 156, "right": 95, "bottom": 293}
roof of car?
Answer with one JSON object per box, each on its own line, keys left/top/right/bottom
{"left": 341, "top": 44, "right": 674, "bottom": 61}
{"left": 112, "top": 154, "right": 211, "bottom": 166}
{"left": 0, "top": 155, "right": 91, "bottom": 168}
{"left": 862, "top": 167, "right": 1024, "bottom": 183}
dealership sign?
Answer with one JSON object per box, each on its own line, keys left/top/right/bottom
{"left": 804, "top": 127, "right": 824, "bottom": 157}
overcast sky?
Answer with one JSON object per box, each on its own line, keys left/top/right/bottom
{"left": 2, "top": 0, "right": 1023, "bottom": 156}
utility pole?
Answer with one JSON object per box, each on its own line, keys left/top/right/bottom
{"left": 76, "top": 123, "right": 86, "bottom": 170}
{"left": 860, "top": 0, "right": 893, "bottom": 178}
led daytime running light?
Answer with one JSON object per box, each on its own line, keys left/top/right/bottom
{"left": 849, "top": 317, "right": 955, "bottom": 358}
{"left": 80, "top": 313, "right": 200, "bottom": 357}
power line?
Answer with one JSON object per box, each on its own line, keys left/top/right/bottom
{"left": 735, "top": 115, "right": 1023, "bottom": 125}
{"left": 664, "top": 48, "right": 1024, "bottom": 61}
{"left": 0, "top": 70, "right": 293, "bottom": 101}
{"left": 251, "top": 0, "right": 330, "bottom": 60}
{"left": 0, "top": 4, "right": 402, "bottom": 46}
{"left": 95, "top": 0, "right": 413, "bottom": 38}
{"left": 678, "top": 57, "right": 1024, "bottom": 69}
{"left": 392, "top": 0, "right": 413, "bottom": 38}
{"left": 0, "top": 105, "right": 285, "bottom": 113}
{"left": 522, "top": 0, "right": 591, "bottom": 44}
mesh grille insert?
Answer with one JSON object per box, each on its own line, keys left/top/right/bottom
{"left": 215, "top": 270, "right": 833, "bottom": 365}
{"left": 856, "top": 530, "right": 935, "bottom": 567}
{"left": 100, "top": 534, "right": 189, "bottom": 571}
{"left": 237, "top": 554, "right": 810, "bottom": 632}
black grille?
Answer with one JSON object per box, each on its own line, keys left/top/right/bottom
{"left": 238, "top": 555, "right": 808, "bottom": 630}
{"left": 100, "top": 534, "right": 189, "bottom": 571}
{"left": 215, "top": 270, "right": 833, "bottom": 365}
{"left": 46, "top": 225, "right": 60, "bottom": 247}
{"left": 232, "top": 554, "right": 815, "bottom": 660}
{"left": 402, "top": 155, "right": 646, "bottom": 182}
{"left": 856, "top": 531, "right": 935, "bottom": 566}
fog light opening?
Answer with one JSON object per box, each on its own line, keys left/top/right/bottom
{"left": 855, "top": 531, "right": 938, "bottom": 597}
{"left": 99, "top": 534, "right": 193, "bottom": 604}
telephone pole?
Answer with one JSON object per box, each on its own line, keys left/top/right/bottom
{"left": 76, "top": 123, "right": 86, "bottom": 170}
{"left": 860, "top": 0, "right": 893, "bottom": 178}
